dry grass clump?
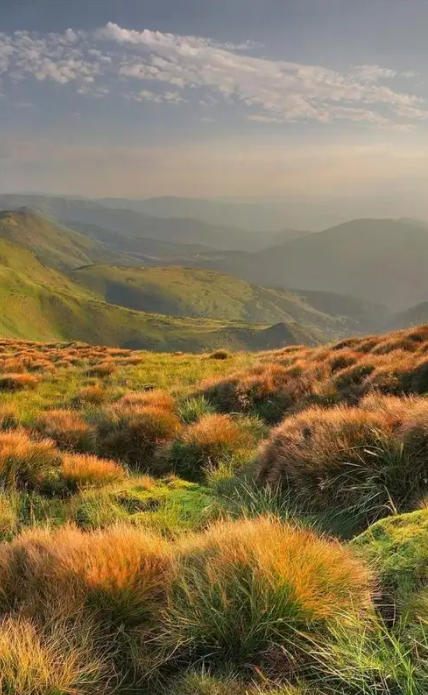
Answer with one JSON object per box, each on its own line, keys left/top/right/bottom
{"left": 86, "top": 361, "right": 117, "bottom": 378}
{"left": 77, "top": 384, "right": 108, "bottom": 405}
{"left": 256, "top": 396, "right": 428, "bottom": 530}
{"left": 0, "top": 430, "right": 62, "bottom": 492}
{"left": 119, "top": 389, "right": 175, "bottom": 411}
{"left": 207, "top": 349, "right": 231, "bottom": 360}
{"left": 93, "top": 404, "right": 182, "bottom": 470}
{"left": 35, "top": 409, "right": 96, "bottom": 453}
{"left": 160, "top": 414, "right": 262, "bottom": 481}
{"left": 0, "top": 403, "right": 19, "bottom": 431}
{"left": 0, "top": 615, "right": 108, "bottom": 695}
{"left": 165, "top": 517, "right": 373, "bottom": 668}
{"left": 61, "top": 453, "right": 127, "bottom": 491}
{"left": 0, "top": 372, "right": 39, "bottom": 391}
{"left": 0, "top": 525, "right": 173, "bottom": 628}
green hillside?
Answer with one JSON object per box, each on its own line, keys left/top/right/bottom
{"left": 71, "top": 264, "right": 349, "bottom": 338}
{"left": 0, "top": 238, "right": 320, "bottom": 350}
{"left": 0, "top": 209, "right": 115, "bottom": 271}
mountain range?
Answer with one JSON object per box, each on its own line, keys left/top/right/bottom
{"left": 1, "top": 193, "right": 428, "bottom": 348}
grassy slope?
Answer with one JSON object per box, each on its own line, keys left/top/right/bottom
{"left": 71, "top": 264, "right": 346, "bottom": 338}
{"left": 0, "top": 209, "right": 116, "bottom": 271}
{"left": 0, "top": 239, "right": 322, "bottom": 350}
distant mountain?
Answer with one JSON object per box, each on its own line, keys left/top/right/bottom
{"left": 387, "top": 301, "right": 428, "bottom": 331}
{"left": 0, "top": 194, "right": 270, "bottom": 252}
{"left": 71, "top": 265, "right": 350, "bottom": 339}
{"left": 0, "top": 212, "right": 320, "bottom": 351}
{"left": 97, "top": 195, "right": 310, "bottom": 240}
{"left": 184, "top": 218, "right": 428, "bottom": 311}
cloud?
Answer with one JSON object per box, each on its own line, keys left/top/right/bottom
{"left": 0, "top": 23, "right": 426, "bottom": 127}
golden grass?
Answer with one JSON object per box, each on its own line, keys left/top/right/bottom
{"left": 166, "top": 517, "right": 373, "bottom": 666}
{"left": 0, "top": 372, "right": 39, "bottom": 391}
{"left": 0, "top": 430, "right": 62, "bottom": 491}
{"left": 35, "top": 409, "right": 95, "bottom": 453}
{"left": 119, "top": 388, "right": 175, "bottom": 411}
{"left": 61, "top": 453, "right": 127, "bottom": 490}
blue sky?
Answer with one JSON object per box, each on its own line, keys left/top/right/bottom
{"left": 1, "top": 0, "right": 427, "bottom": 204}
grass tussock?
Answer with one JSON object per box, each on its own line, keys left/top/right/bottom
{"left": 0, "top": 372, "right": 39, "bottom": 391}
{"left": 165, "top": 517, "right": 373, "bottom": 669}
{"left": 35, "top": 408, "right": 96, "bottom": 453}
{"left": 0, "top": 430, "right": 62, "bottom": 492}
{"left": 61, "top": 453, "right": 127, "bottom": 491}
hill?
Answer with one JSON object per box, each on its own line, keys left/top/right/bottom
{"left": 97, "top": 195, "right": 311, "bottom": 239}
{"left": 189, "top": 218, "right": 428, "bottom": 311}
{"left": 1, "top": 325, "right": 428, "bottom": 692}
{"left": 387, "top": 301, "right": 428, "bottom": 330}
{"left": 70, "top": 265, "right": 350, "bottom": 338}
{"left": 0, "top": 235, "right": 319, "bottom": 350}
{"left": 0, "top": 209, "right": 115, "bottom": 270}
{"left": 0, "top": 194, "right": 265, "bottom": 252}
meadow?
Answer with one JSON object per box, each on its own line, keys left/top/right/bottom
{"left": 2, "top": 328, "right": 428, "bottom": 693}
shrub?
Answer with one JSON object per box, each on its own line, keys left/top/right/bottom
{"left": 161, "top": 414, "right": 259, "bottom": 481}
{"left": 35, "top": 409, "right": 96, "bottom": 453}
{"left": 61, "top": 454, "right": 127, "bottom": 491}
{"left": 94, "top": 405, "right": 182, "bottom": 470}
{"left": 165, "top": 518, "right": 373, "bottom": 670}
{"left": 0, "top": 373, "right": 38, "bottom": 391}
{"left": 0, "top": 430, "right": 62, "bottom": 492}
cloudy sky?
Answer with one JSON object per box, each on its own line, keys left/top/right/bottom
{"left": 1, "top": 0, "right": 427, "bottom": 205}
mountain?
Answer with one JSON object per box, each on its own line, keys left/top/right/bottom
{"left": 0, "top": 194, "right": 269, "bottom": 252}
{"left": 387, "top": 301, "right": 428, "bottom": 331}
{"left": 185, "top": 218, "right": 428, "bottom": 311}
{"left": 291, "top": 289, "right": 388, "bottom": 332}
{"left": 97, "top": 195, "right": 310, "bottom": 240}
{"left": 0, "top": 219, "right": 319, "bottom": 351}
{"left": 70, "top": 265, "right": 350, "bottom": 339}
{"left": 0, "top": 209, "right": 116, "bottom": 271}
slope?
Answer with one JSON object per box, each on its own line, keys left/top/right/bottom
{"left": 0, "top": 239, "right": 319, "bottom": 350}
{"left": 0, "top": 209, "right": 115, "bottom": 271}
{"left": 190, "top": 218, "right": 428, "bottom": 311}
{"left": 70, "top": 264, "right": 351, "bottom": 339}
{"left": 0, "top": 194, "right": 261, "bottom": 251}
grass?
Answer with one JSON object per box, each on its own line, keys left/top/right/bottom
{"left": 1, "top": 328, "right": 428, "bottom": 692}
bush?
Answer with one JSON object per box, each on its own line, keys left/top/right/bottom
{"left": 0, "top": 430, "right": 62, "bottom": 492}
{"left": 0, "top": 373, "right": 38, "bottom": 391}
{"left": 61, "top": 454, "right": 127, "bottom": 491}
{"left": 165, "top": 518, "right": 373, "bottom": 670}
{"left": 35, "top": 409, "right": 96, "bottom": 453}
{"left": 93, "top": 405, "right": 182, "bottom": 470}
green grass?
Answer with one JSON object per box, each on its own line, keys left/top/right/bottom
{"left": 71, "top": 264, "right": 345, "bottom": 340}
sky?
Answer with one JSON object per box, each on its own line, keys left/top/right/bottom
{"left": 1, "top": 0, "right": 427, "bottom": 209}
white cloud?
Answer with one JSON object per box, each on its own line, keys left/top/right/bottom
{"left": 0, "top": 23, "right": 426, "bottom": 127}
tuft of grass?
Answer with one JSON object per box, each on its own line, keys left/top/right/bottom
{"left": 178, "top": 395, "right": 216, "bottom": 424}
{"left": 0, "top": 430, "right": 62, "bottom": 492}
{"left": 34, "top": 408, "right": 96, "bottom": 453}
{"left": 61, "top": 453, "right": 127, "bottom": 491}
{"left": 163, "top": 517, "right": 373, "bottom": 670}
{"left": 0, "top": 372, "right": 39, "bottom": 391}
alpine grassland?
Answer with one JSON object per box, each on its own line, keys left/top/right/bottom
{"left": 2, "top": 327, "right": 428, "bottom": 693}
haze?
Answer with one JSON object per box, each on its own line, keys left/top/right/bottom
{"left": 1, "top": 0, "right": 428, "bottom": 226}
